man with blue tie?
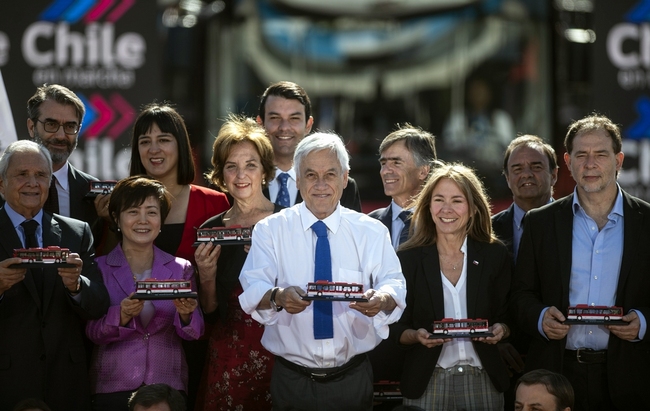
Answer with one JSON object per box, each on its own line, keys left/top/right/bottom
{"left": 239, "top": 132, "right": 406, "bottom": 410}
{"left": 512, "top": 114, "right": 650, "bottom": 410}
{"left": 257, "top": 81, "right": 362, "bottom": 211}
{"left": 0, "top": 140, "right": 109, "bottom": 410}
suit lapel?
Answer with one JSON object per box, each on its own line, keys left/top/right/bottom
{"left": 617, "top": 192, "right": 641, "bottom": 301}
{"left": 379, "top": 207, "right": 393, "bottom": 235}
{"left": 555, "top": 196, "right": 574, "bottom": 304}
{"left": 41, "top": 214, "right": 62, "bottom": 312}
{"left": 422, "top": 245, "right": 445, "bottom": 319}
{"left": 465, "top": 239, "right": 482, "bottom": 318}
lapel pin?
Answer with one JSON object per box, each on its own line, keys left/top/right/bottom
{"left": 473, "top": 260, "right": 479, "bottom": 265}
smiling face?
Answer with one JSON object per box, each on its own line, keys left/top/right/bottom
{"left": 297, "top": 149, "right": 348, "bottom": 220}
{"left": 258, "top": 95, "right": 313, "bottom": 166}
{"left": 430, "top": 178, "right": 470, "bottom": 238}
{"left": 28, "top": 99, "right": 79, "bottom": 169}
{"left": 137, "top": 123, "right": 179, "bottom": 182}
{"left": 117, "top": 196, "right": 162, "bottom": 248}
{"left": 564, "top": 130, "right": 623, "bottom": 196}
{"left": 0, "top": 150, "right": 51, "bottom": 219}
{"left": 379, "top": 140, "right": 429, "bottom": 208}
{"left": 505, "top": 145, "right": 557, "bottom": 211}
{"left": 223, "top": 141, "right": 264, "bottom": 201}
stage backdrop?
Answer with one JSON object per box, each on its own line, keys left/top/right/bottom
{"left": 0, "top": 0, "right": 161, "bottom": 180}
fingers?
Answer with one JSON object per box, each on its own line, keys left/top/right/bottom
{"left": 543, "top": 307, "right": 570, "bottom": 340}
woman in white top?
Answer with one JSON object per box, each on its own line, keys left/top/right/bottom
{"left": 391, "top": 162, "right": 512, "bottom": 410}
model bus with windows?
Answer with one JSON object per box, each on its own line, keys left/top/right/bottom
{"left": 567, "top": 305, "right": 624, "bottom": 321}
{"left": 89, "top": 181, "right": 117, "bottom": 195}
{"left": 135, "top": 279, "right": 192, "bottom": 295}
{"left": 13, "top": 246, "right": 70, "bottom": 263}
{"left": 195, "top": 226, "right": 252, "bottom": 243}
{"left": 431, "top": 318, "right": 490, "bottom": 335}
{"left": 305, "top": 280, "right": 364, "bottom": 299}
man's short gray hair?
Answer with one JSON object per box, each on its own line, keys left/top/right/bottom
{"left": 294, "top": 132, "right": 350, "bottom": 175}
{"left": 0, "top": 140, "right": 53, "bottom": 181}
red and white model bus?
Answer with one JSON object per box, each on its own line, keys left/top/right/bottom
{"left": 432, "top": 318, "right": 490, "bottom": 335}
{"left": 135, "top": 279, "right": 192, "bottom": 295}
{"left": 89, "top": 181, "right": 117, "bottom": 195}
{"left": 305, "top": 280, "right": 364, "bottom": 299}
{"left": 195, "top": 226, "right": 252, "bottom": 243}
{"left": 567, "top": 305, "right": 624, "bottom": 321}
{"left": 13, "top": 246, "right": 70, "bottom": 263}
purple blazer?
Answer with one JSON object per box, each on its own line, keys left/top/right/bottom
{"left": 86, "top": 244, "right": 204, "bottom": 394}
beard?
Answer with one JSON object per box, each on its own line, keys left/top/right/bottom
{"left": 33, "top": 130, "right": 77, "bottom": 166}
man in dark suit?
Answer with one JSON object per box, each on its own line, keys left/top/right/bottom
{"left": 257, "top": 81, "right": 362, "bottom": 211}
{"left": 26, "top": 84, "right": 102, "bottom": 234}
{"left": 492, "top": 135, "right": 558, "bottom": 259}
{"left": 0, "top": 140, "right": 109, "bottom": 411}
{"left": 512, "top": 114, "right": 650, "bottom": 410}
{"left": 368, "top": 124, "right": 436, "bottom": 250}
{"left": 492, "top": 135, "right": 558, "bottom": 410}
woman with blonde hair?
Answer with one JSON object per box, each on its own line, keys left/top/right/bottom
{"left": 391, "top": 162, "right": 512, "bottom": 410}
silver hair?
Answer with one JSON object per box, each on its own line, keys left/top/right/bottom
{"left": 293, "top": 132, "right": 350, "bottom": 175}
{"left": 0, "top": 140, "right": 53, "bottom": 181}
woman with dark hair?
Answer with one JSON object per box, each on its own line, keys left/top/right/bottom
{"left": 129, "top": 102, "right": 230, "bottom": 264}
{"left": 86, "top": 176, "right": 203, "bottom": 411}
{"left": 391, "top": 162, "right": 512, "bottom": 410}
{"left": 194, "top": 114, "right": 279, "bottom": 410}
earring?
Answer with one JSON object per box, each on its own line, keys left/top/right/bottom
{"left": 117, "top": 227, "right": 121, "bottom": 232}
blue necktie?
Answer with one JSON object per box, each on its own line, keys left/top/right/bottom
{"left": 312, "top": 221, "right": 333, "bottom": 339}
{"left": 275, "top": 172, "right": 291, "bottom": 207}
{"left": 398, "top": 210, "right": 412, "bottom": 245}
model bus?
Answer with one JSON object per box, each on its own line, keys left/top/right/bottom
{"left": 195, "top": 226, "right": 252, "bottom": 243}
{"left": 13, "top": 246, "right": 70, "bottom": 263}
{"left": 567, "top": 305, "right": 624, "bottom": 321}
{"left": 305, "top": 280, "right": 364, "bottom": 298}
{"left": 89, "top": 181, "right": 117, "bottom": 195}
{"left": 135, "top": 279, "right": 192, "bottom": 295}
{"left": 432, "top": 318, "right": 490, "bottom": 335}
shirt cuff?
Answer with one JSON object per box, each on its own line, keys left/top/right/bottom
{"left": 630, "top": 309, "right": 647, "bottom": 340}
{"left": 538, "top": 307, "right": 550, "bottom": 340}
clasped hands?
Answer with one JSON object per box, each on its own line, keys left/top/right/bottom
{"left": 273, "top": 286, "right": 394, "bottom": 317}
{"left": 542, "top": 306, "right": 640, "bottom": 341}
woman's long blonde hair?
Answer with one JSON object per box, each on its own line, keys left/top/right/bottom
{"left": 400, "top": 161, "right": 497, "bottom": 251}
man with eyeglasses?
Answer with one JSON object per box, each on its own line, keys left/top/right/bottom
{"left": 26, "top": 84, "right": 102, "bottom": 242}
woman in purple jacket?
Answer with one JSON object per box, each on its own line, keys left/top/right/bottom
{"left": 86, "top": 176, "right": 204, "bottom": 411}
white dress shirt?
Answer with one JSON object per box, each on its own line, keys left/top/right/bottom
{"left": 52, "top": 162, "right": 71, "bottom": 217}
{"left": 239, "top": 202, "right": 406, "bottom": 368}
{"left": 437, "top": 238, "right": 483, "bottom": 369}
{"left": 267, "top": 167, "right": 299, "bottom": 206}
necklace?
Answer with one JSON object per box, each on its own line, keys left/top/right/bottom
{"left": 439, "top": 253, "right": 464, "bottom": 271}
{"left": 168, "top": 184, "right": 185, "bottom": 198}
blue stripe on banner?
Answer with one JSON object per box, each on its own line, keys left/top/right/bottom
{"left": 40, "top": 0, "right": 76, "bottom": 21}
{"left": 62, "top": 0, "right": 98, "bottom": 24}
{"left": 626, "top": 0, "right": 650, "bottom": 23}
{"left": 76, "top": 92, "right": 96, "bottom": 137}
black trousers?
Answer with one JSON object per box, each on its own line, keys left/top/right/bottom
{"left": 271, "top": 355, "right": 373, "bottom": 411}
{"left": 563, "top": 356, "right": 617, "bottom": 411}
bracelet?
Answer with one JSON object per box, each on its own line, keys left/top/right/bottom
{"left": 270, "top": 287, "right": 283, "bottom": 312}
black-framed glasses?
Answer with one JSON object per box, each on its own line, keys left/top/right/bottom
{"left": 35, "top": 119, "right": 80, "bottom": 135}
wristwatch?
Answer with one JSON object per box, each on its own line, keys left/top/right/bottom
{"left": 270, "top": 287, "right": 283, "bottom": 312}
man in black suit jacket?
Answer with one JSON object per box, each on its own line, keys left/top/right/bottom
{"left": 257, "top": 81, "right": 362, "bottom": 211}
{"left": 368, "top": 125, "right": 436, "bottom": 249}
{"left": 492, "top": 135, "right": 558, "bottom": 259}
{"left": 512, "top": 115, "right": 650, "bottom": 410}
{"left": 26, "top": 84, "right": 102, "bottom": 238}
{"left": 0, "top": 141, "right": 109, "bottom": 411}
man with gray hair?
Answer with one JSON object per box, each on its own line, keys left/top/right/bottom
{"left": 239, "top": 132, "right": 406, "bottom": 410}
{"left": 0, "top": 140, "right": 109, "bottom": 411}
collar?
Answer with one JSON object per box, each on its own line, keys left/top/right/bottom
{"left": 299, "top": 201, "right": 342, "bottom": 235}
{"left": 513, "top": 203, "right": 527, "bottom": 229}
{"left": 274, "top": 166, "right": 297, "bottom": 182}
{"left": 571, "top": 184, "right": 624, "bottom": 218}
{"left": 4, "top": 202, "right": 44, "bottom": 229}
{"left": 390, "top": 200, "right": 414, "bottom": 222}
{"left": 53, "top": 162, "right": 70, "bottom": 191}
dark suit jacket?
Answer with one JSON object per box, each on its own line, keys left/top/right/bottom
{"left": 67, "top": 163, "right": 98, "bottom": 225}
{"left": 491, "top": 203, "right": 515, "bottom": 256}
{"left": 0, "top": 208, "right": 110, "bottom": 411}
{"left": 263, "top": 176, "right": 362, "bottom": 212}
{"left": 511, "top": 192, "right": 650, "bottom": 410}
{"left": 390, "top": 239, "right": 511, "bottom": 399}
{"left": 368, "top": 205, "right": 392, "bottom": 236}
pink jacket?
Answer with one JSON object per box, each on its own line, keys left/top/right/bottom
{"left": 86, "top": 244, "right": 204, "bottom": 394}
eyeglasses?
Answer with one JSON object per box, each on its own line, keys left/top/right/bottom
{"left": 35, "top": 119, "right": 80, "bottom": 135}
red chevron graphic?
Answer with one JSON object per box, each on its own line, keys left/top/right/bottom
{"left": 84, "top": 0, "right": 115, "bottom": 23}
{"left": 106, "top": 93, "right": 135, "bottom": 139}
{"left": 86, "top": 94, "right": 115, "bottom": 138}
{"left": 106, "top": 0, "right": 135, "bottom": 23}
